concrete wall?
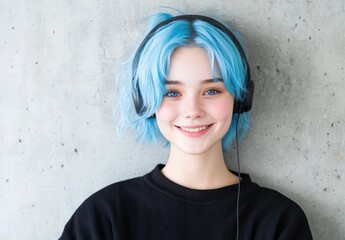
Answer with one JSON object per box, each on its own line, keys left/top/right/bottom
{"left": 0, "top": 0, "right": 344, "bottom": 239}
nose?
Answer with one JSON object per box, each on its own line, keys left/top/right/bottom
{"left": 182, "top": 97, "right": 205, "bottom": 119}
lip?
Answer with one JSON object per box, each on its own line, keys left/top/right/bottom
{"left": 175, "top": 124, "right": 213, "bottom": 137}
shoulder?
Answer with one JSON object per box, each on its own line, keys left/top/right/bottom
{"left": 247, "top": 183, "right": 305, "bottom": 213}
{"left": 80, "top": 175, "right": 146, "bottom": 210}
{"left": 59, "top": 176, "right": 146, "bottom": 239}
{"left": 242, "top": 179, "right": 307, "bottom": 217}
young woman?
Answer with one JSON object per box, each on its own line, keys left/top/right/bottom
{"left": 59, "top": 13, "right": 313, "bottom": 240}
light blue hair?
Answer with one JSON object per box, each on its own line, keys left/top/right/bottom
{"left": 116, "top": 12, "right": 250, "bottom": 151}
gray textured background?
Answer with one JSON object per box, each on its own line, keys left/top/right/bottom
{"left": 0, "top": 0, "right": 344, "bottom": 239}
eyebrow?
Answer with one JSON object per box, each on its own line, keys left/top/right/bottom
{"left": 164, "top": 78, "right": 223, "bottom": 85}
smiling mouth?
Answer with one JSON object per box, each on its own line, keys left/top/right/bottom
{"left": 178, "top": 124, "right": 212, "bottom": 133}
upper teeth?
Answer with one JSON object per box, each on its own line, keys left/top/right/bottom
{"left": 180, "top": 126, "right": 208, "bottom": 132}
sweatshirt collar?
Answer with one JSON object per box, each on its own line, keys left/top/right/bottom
{"left": 144, "top": 164, "right": 255, "bottom": 204}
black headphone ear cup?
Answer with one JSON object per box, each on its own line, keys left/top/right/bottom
{"left": 244, "top": 80, "right": 254, "bottom": 112}
{"left": 233, "top": 100, "right": 241, "bottom": 114}
{"left": 133, "top": 81, "right": 156, "bottom": 119}
{"left": 232, "top": 80, "right": 254, "bottom": 114}
{"left": 133, "top": 87, "right": 143, "bottom": 115}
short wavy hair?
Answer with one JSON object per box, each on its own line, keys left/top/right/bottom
{"left": 116, "top": 12, "right": 250, "bottom": 151}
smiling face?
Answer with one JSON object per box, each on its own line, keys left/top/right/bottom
{"left": 155, "top": 46, "right": 234, "bottom": 155}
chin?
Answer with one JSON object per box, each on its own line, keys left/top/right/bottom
{"left": 173, "top": 141, "right": 220, "bottom": 156}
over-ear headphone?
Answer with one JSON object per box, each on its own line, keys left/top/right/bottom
{"left": 132, "top": 14, "right": 254, "bottom": 117}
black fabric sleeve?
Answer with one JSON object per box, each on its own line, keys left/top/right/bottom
{"left": 58, "top": 195, "right": 116, "bottom": 240}
{"left": 273, "top": 202, "right": 313, "bottom": 240}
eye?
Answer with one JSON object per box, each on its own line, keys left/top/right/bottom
{"left": 164, "top": 91, "right": 180, "bottom": 97}
{"left": 204, "top": 89, "right": 220, "bottom": 95}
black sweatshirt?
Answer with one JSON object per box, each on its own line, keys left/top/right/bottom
{"left": 59, "top": 164, "right": 313, "bottom": 240}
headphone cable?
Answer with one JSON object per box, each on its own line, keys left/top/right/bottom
{"left": 235, "top": 113, "right": 241, "bottom": 240}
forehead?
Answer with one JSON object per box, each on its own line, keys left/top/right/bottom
{"left": 168, "top": 46, "right": 216, "bottom": 81}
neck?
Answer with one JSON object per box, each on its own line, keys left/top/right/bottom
{"left": 161, "top": 143, "right": 238, "bottom": 190}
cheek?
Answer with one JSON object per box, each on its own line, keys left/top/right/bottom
{"left": 155, "top": 102, "right": 178, "bottom": 123}
{"left": 210, "top": 97, "right": 234, "bottom": 121}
